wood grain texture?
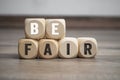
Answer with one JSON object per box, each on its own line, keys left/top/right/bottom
{"left": 1, "top": 16, "right": 120, "bottom": 28}
{"left": 0, "top": 28, "right": 120, "bottom": 80}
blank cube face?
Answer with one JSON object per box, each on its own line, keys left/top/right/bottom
{"left": 59, "top": 37, "right": 78, "bottom": 58}
{"left": 39, "top": 39, "right": 58, "bottom": 59}
{"left": 18, "top": 39, "right": 38, "bottom": 59}
{"left": 25, "top": 18, "right": 45, "bottom": 40}
{"left": 46, "top": 19, "right": 66, "bottom": 39}
{"left": 78, "top": 37, "right": 97, "bottom": 58}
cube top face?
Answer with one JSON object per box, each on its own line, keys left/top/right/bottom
{"left": 78, "top": 37, "right": 97, "bottom": 45}
{"left": 18, "top": 39, "right": 38, "bottom": 59}
{"left": 39, "top": 39, "right": 58, "bottom": 59}
{"left": 46, "top": 19, "right": 66, "bottom": 39}
{"left": 25, "top": 18, "right": 45, "bottom": 40}
{"left": 78, "top": 38, "right": 97, "bottom": 58}
{"left": 59, "top": 37, "right": 78, "bottom": 58}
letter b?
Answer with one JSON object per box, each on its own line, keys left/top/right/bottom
{"left": 25, "top": 18, "right": 45, "bottom": 39}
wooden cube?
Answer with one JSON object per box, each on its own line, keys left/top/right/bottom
{"left": 46, "top": 19, "right": 66, "bottom": 39}
{"left": 25, "top": 18, "right": 45, "bottom": 40}
{"left": 78, "top": 37, "right": 97, "bottom": 58}
{"left": 39, "top": 39, "right": 58, "bottom": 59}
{"left": 18, "top": 39, "right": 38, "bottom": 59}
{"left": 59, "top": 37, "right": 78, "bottom": 58}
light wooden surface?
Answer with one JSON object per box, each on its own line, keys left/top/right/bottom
{"left": 0, "top": 28, "right": 120, "bottom": 80}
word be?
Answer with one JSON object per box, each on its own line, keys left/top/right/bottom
{"left": 25, "top": 18, "right": 65, "bottom": 39}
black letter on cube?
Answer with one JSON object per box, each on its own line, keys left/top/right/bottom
{"left": 44, "top": 44, "right": 52, "bottom": 55}
{"left": 25, "top": 44, "right": 32, "bottom": 55}
{"left": 84, "top": 43, "right": 92, "bottom": 55}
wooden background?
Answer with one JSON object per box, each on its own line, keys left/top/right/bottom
{"left": 0, "top": 16, "right": 120, "bottom": 80}
{"left": 0, "top": 16, "right": 120, "bottom": 28}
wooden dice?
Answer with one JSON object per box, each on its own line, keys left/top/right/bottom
{"left": 18, "top": 18, "right": 98, "bottom": 59}
{"left": 25, "top": 18, "right": 45, "bottom": 39}
{"left": 39, "top": 39, "right": 58, "bottom": 59}
{"left": 46, "top": 19, "right": 66, "bottom": 39}
{"left": 78, "top": 37, "right": 97, "bottom": 58}
{"left": 18, "top": 39, "right": 38, "bottom": 59}
{"left": 59, "top": 37, "right": 78, "bottom": 58}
